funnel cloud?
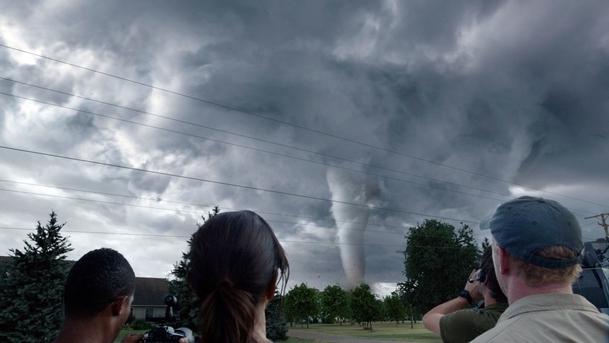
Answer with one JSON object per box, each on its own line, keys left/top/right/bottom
{"left": 327, "top": 168, "right": 380, "bottom": 289}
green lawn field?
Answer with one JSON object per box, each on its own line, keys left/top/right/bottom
{"left": 288, "top": 322, "right": 443, "bottom": 342}
{"left": 115, "top": 322, "right": 442, "bottom": 343}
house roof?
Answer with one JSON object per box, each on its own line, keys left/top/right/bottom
{"left": 133, "top": 277, "right": 170, "bottom": 306}
{"left": 0, "top": 256, "right": 12, "bottom": 264}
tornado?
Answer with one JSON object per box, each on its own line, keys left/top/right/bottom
{"left": 327, "top": 168, "right": 379, "bottom": 289}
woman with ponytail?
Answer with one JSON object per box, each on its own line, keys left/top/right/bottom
{"left": 188, "top": 210, "right": 289, "bottom": 343}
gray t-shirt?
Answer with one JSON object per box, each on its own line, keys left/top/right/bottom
{"left": 471, "top": 294, "right": 609, "bottom": 343}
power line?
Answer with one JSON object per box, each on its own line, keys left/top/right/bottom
{"left": 4, "top": 185, "right": 603, "bottom": 243}
{"left": 0, "top": 85, "right": 514, "bottom": 202}
{"left": 0, "top": 179, "right": 410, "bottom": 231}
{"left": 0, "top": 145, "right": 480, "bottom": 224}
{"left": 0, "top": 187, "right": 413, "bottom": 237}
{"left": 0, "top": 227, "right": 490, "bottom": 249}
{"left": 1, "top": 44, "right": 606, "bottom": 209}
{"left": 2, "top": 85, "right": 604, "bottom": 215}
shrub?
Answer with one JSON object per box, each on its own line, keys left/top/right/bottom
{"left": 132, "top": 318, "right": 155, "bottom": 330}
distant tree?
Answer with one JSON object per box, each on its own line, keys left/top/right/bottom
{"left": 481, "top": 237, "right": 491, "bottom": 250}
{"left": 350, "top": 283, "right": 378, "bottom": 330}
{"left": 167, "top": 206, "right": 219, "bottom": 330}
{"left": 384, "top": 291, "right": 406, "bottom": 325}
{"left": 283, "top": 283, "right": 319, "bottom": 328}
{"left": 265, "top": 292, "right": 288, "bottom": 341}
{"left": 402, "top": 219, "right": 479, "bottom": 313}
{"left": 320, "top": 284, "right": 350, "bottom": 324}
{"left": 0, "top": 211, "right": 73, "bottom": 343}
{"left": 397, "top": 280, "right": 420, "bottom": 328}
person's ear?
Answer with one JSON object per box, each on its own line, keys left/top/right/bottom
{"left": 265, "top": 271, "right": 278, "bottom": 301}
{"left": 496, "top": 245, "right": 511, "bottom": 275}
{"left": 111, "top": 296, "right": 128, "bottom": 317}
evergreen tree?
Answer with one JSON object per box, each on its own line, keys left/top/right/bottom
{"left": 167, "top": 206, "right": 219, "bottom": 330}
{"left": 0, "top": 211, "right": 73, "bottom": 343}
{"left": 265, "top": 292, "right": 288, "bottom": 341}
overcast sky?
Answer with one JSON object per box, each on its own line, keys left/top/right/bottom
{"left": 1, "top": 0, "right": 608, "bottom": 297}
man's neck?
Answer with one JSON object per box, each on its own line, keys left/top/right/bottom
{"left": 52, "top": 318, "right": 114, "bottom": 343}
{"left": 506, "top": 278, "right": 573, "bottom": 305}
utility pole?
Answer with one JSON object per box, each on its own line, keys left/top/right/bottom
{"left": 585, "top": 213, "right": 609, "bottom": 237}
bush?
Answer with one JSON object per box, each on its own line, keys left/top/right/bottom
{"left": 132, "top": 318, "right": 155, "bottom": 330}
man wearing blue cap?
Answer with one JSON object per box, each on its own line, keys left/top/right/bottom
{"left": 471, "top": 196, "right": 609, "bottom": 342}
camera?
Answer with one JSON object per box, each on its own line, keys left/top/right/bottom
{"left": 143, "top": 295, "right": 195, "bottom": 343}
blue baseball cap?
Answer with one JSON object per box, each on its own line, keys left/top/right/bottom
{"left": 480, "top": 196, "right": 583, "bottom": 268}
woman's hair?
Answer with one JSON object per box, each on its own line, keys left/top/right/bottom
{"left": 188, "top": 210, "right": 289, "bottom": 343}
{"left": 479, "top": 246, "right": 507, "bottom": 303}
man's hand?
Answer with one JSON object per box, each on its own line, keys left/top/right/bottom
{"left": 464, "top": 269, "right": 483, "bottom": 303}
{"left": 121, "top": 333, "right": 188, "bottom": 343}
{"left": 120, "top": 333, "right": 144, "bottom": 343}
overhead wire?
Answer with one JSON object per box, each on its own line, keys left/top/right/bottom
{"left": 0, "top": 88, "right": 514, "bottom": 203}
{"left": 0, "top": 226, "right": 493, "bottom": 249}
{"left": 0, "top": 145, "right": 481, "bottom": 224}
{"left": 0, "top": 44, "right": 606, "bottom": 209}
{"left": 1, "top": 80, "right": 604, "bottom": 215}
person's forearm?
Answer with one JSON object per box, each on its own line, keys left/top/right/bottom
{"left": 422, "top": 296, "right": 471, "bottom": 335}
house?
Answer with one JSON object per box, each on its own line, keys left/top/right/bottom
{"left": 132, "top": 277, "right": 172, "bottom": 320}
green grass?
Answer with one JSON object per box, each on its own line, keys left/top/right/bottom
{"left": 288, "top": 321, "right": 442, "bottom": 342}
{"left": 115, "top": 329, "right": 147, "bottom": 343}
{"left": 116, "top": 322, "right": 440, "bottom": 343}
{"left": 115, "top": 329, "right": 314, "bottom": 343}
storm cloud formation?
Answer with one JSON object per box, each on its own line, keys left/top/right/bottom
{"left": 1, "top": 0, "right": 608, "bottom": 294}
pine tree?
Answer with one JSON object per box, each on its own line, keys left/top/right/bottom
{"left": 0, "top": 211, "right": 73, "bottom": 343}
{"left": 265, "top": 292, "right": 288, "bottom": 341}
{"left": 167, "top": 206, "right": 220, "bottom": 330}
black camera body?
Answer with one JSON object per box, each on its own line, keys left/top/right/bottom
{"left": 143, "top": 295, "right": 195, "bottom": 343}
{"left": 144, "top": 325, "right": 193, "bottom": 343}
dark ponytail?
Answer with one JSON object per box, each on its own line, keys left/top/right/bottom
{"left": 198, "top": 285, "right": 258, "bottom": 342}
{"left": 189, "top": 211, "right": 289, "bottom": 343}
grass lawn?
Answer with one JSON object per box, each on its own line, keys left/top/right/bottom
{"left": 115, "top": 329, "right": 147, "bottom": 343}
{"left": 288, "top": 321, "right": 443, "bottom": 342}
{"left": 116, "top": 322, "right": 439, "bottom": 343}
{"left": 115, "top": 329, "right": 314, "bottom": 343}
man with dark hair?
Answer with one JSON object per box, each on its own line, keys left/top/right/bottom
{"left": 471, "top": 196, "right": 609, "bottom": 342}
{"left": 423, "top": 246, "right": 509, "bottom": 342}
{"left": 52, "top": 248, "right": 143, "bottom": 343}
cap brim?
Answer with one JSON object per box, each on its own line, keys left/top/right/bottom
{"left": 479, "top": 214, "right": 493, "bottom": 231}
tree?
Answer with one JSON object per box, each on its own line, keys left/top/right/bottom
{"left": 350, "top": 283, "right": 378, "bottom": 330}
{"left": 320, "top": 284, "right": 350, "bottom": 324}
{"left": 384, "top": 291, "right": 406, "bottom": 325}
{"left": 265, "top": 292, "right": 288, "bottom": 341}
{"left": 0, "top": 211, "right": 73, "bottom": 343}
{"left": 402, "top": 219, "right": 479, "bottom": 314}
{"left": 481, "top": 237, "right": 491, "bottom": 250}
{"left": 283, "top": 283, "right": 319, "bottom": 328}
{"left": 167, "top": 206, "right": 220, "bottom": 330}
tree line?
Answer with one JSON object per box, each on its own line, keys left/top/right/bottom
{"left": 0, "top": 211, "right": 482, "bottom": 341}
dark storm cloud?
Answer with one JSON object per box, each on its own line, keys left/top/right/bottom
{"left": 1, "top": 0, "right": 608, "bottom": 294}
